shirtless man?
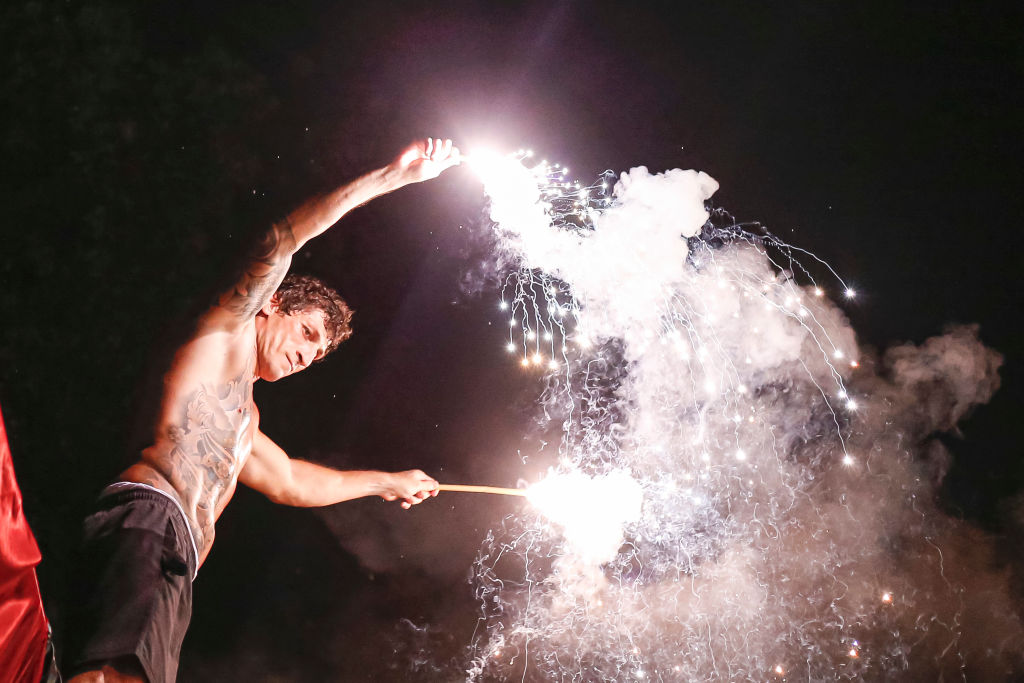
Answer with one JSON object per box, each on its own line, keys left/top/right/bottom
{"left": 64, "top": 138, "right": 461, "bottom": 683}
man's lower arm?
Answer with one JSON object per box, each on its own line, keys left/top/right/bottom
{"left": 287, "top": 166, "right": 401, "bottom": 249}
{"left": 288, "top": 463, "right": 392, "bottom": 507}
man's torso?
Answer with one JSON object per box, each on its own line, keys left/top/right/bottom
{"left": 120, "top": 320, "right": 259, "bottom": 566}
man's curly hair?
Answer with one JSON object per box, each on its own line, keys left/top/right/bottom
{"left": 274, "top": 274, "right": 354, "bottom": 357}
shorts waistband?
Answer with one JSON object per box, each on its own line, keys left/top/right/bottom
{"left": 99, "top": 482, "right": 199, "bottom": 580}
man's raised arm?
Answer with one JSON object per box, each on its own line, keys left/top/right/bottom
{"left": 213, "top": 138, "right": 460, "bottom": 328}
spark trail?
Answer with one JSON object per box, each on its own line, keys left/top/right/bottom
{"left": 461, "top": 152, "right": 1022, "bottom": 681}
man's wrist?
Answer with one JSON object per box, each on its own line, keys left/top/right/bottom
{"left": 377, "top": 164, "right": 406, "bottom": 194}
{"left": 372, "top": 470, "right": 396, "bottom": 498}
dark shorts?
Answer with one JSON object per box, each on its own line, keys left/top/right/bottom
{"left": 64, "top": 487, "right": 196, "bottom": 683}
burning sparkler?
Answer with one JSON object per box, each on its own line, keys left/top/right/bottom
{"left": 441, "top": 470, "right": 644, "bottom": 563}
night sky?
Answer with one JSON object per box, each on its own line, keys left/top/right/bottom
{"left": 2, "top": 1, "right": 1022, "bottom": 680}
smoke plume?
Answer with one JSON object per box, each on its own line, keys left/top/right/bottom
{"left": 464, "top": 159, "right": 1019, "bottom": 680}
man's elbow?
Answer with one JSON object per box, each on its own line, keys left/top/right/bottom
{"left": 265, "top": 488, "right": 290, "bottom": 505}
{"left": 263, "top": 479, "right": 302, "bottom": 506}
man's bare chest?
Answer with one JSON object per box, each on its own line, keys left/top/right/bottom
{"left": 164, "top": 350, "right": 258, "bottom": 472}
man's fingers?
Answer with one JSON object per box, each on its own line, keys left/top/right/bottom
{"left": 399, "top": 489, "right": 434, "bottom": 509}
{"left": 394, "top": 138, "right": 460, "bottom": 178}
{"left": 390, "top": 469, "right": 440, "bottom": 508}
{"left": 431, "top": 138, "right": 448, "bottom": 161}
{"left": 416, "top": 472, "right": 439, "bottom": 489}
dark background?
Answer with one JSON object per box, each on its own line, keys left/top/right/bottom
{"left": 2, "top": 1, "right": 1021, "bottom": 680}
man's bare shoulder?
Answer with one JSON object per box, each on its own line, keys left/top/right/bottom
{"left": 200, "top": 296, "right": 262, "bottom": 336}
{"left": 168, "top": 311, "right": 258, "bottom": 387}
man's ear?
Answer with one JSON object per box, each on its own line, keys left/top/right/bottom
{"left": 258, "top": 295, "right": 281, "bottom": 317}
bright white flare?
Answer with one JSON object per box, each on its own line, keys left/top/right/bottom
{"left": 526, "top": 470, "right": 644, "bottom": 563}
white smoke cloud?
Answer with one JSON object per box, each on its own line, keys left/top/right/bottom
{"left": 466, "top": 161, "right": 1022, "bottom": 680}
{"left": 881, "top": 324, "right": 1003, "bottom": 433}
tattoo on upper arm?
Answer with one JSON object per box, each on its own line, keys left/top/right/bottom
{"left": 220, "top": 219, "right": 297, "bottom": 320}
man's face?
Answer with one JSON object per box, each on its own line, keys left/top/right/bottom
{"left": 255, "top": 305, "right": 331, "bottom": 382}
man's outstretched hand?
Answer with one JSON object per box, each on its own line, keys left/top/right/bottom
{"left": 387, "top": 138, "right": 461, "bottom": 187}
{"left": 381, "top": 469, "right": 440, "bottom": 509}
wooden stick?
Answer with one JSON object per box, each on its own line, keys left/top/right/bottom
{"left": 437, "top": 484, "right": 528, "bottom": 497}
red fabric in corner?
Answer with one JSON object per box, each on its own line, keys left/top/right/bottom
{"left": 0, "top": 404, "right": 47, "bottom": 683}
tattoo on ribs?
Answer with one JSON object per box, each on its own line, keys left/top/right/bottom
{"left": 220, "top": 219, "right": 296, "bottom": 319}
{"left": 163, "top": 360, "right": 254, "bottom": 549}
